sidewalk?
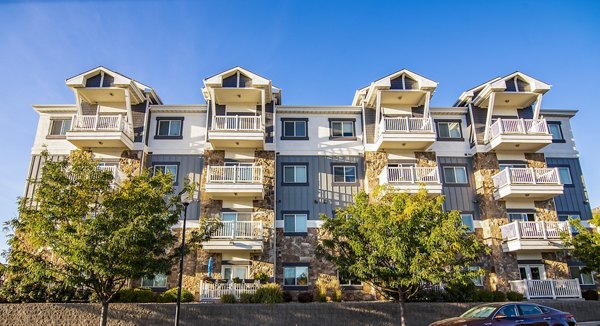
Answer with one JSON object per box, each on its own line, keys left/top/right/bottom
{"left": 580, "top": 322, "right": 600, "bottom": 326}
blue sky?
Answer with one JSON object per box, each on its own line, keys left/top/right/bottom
{"left": 0, "top": 0, "right": 599, "bottom": 259}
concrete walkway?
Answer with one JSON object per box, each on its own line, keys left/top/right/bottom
{"left": 579, "top": 322, "right": 600, "bottom": 326}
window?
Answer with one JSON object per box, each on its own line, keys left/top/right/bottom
{"left": 283, "top": 165, "right": 308, "bottom": 184}
{"left": 547, "top": 122, "right": 564, "bottom": 142}
{"left": 496, "top": 305, "right": 518, "bottom": 318}
{"left": 499, "top": 163, "right": 527, "bottom": 170}
{"left": 558, "top": 214, "right": 580, "bottom": 234}
{"left": 153, "top": 164, "right": 178, "bottom": 185}
{"left": 461, "top": 214, "right": 474, "bottom": 233}
{"left": 155, "top": 118, "right": 183, "bottom": 138}
{"left": 283, "top": 265, "right": 309, "bottom": 286}
{"left": 141, "top": 273, "right": 167, "bottom": 288}
{"left": 330, "top": 120, "right": 355, "bottom": 139}
{"left": 443, "top": 166, "right": 468, "bottom": 184}
{"left": 517, "top": 304, "right": 543, "bottom": 316}
{"left": 518, "top": 265, "right": 545, "bottom": 280}
{"left": 283, "top": 213, "right": 308, "bottom": 234}
{"left": 333, "top": 165, "right": 357, "bottom": 183}
{"left": 469, "top": 266, "right": 483, "bottom": 286}
{"left": 508, "top": 212, "right": 536, "bottom": 222}
{"left": 569, "top": 266, "right": 595, "bottom": 285}
{"left": 557, "top": 167, "right": 573, "bottom": 185}
{"left": 222, "top": 266, "right": 248, "bottom": 280}
{"left": 338, "top": 270, "right": 361, "bottom": 286}
{"left": 48, "top": 119, "right": 72, "bottom": 136}
{"left": 436, "top": 121, "right": 462, "bottom": 140}
{"left": 281, "top": 118, "right": 308, "bottom": 140}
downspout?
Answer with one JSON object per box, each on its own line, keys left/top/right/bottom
{"left": 273, "top": 151, "right": 278, "bottom": 283}
{"left": 140, "top": 89, "right": 152, "bottom": 176}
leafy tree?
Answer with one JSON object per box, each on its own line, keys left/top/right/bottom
{"left": 316, "top": 189, "right": 487, "bottom": 326}
{"left": 2, "top": 150, "right": 213, "bottom": 326}
{"left": 562, "top": 214, "right": 600, "bottom": 274}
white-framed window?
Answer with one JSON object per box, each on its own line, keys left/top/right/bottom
{"left": 48, "top": 118, "right": 72, "bottom": 136}
{"left": 283, "top": 265, "right": 309, "bottom": 286}
{"left": 518, "top": 265, "right": 546, "bottom": 280}
{"left": 469, "top": 266, "right": 483, "bottom": 286}
{"left": 338, "top": 270, "right": 361, "bottom": 286}
{"left": 153, "top": 164, "right": 178, "bottom": 184}
{"left": 141, "top": 273, "right": 167, "bottom": 288}
{"left": 569, "top": 266, "right": 595, "bottom": 285}
{"left": 156, "top": 118, "right": 183, "bottom": 137}
{"left": 509, "top": 212, "right": 536, "bottom": 222}
{"left": 282, "top": 120, "right": 307, "bottom": 138}
{"left": 283, "top": 213, "right": 308, "bottom": 233}
{"left": 222, "top": 265, "right": 248, "bottom": 280}
{"left": 461, "top": 214, "right": 475, "bottom": 233}
{"left": 330, "top": 121, "right": 355, "bottom": 138}
{"left": 333, "top": 165, "right": 357, "bottom": 183}
{"left": 443, "top": 166, "right": 468, "bottom": 184}
{"left": 547, "top": 122, "right": 564, "bottom": 141}
{"left": 283, "top": 165, "right": 307, "bottom": 184}
{"left": 436, "top": 121, "right": 462, "bottom": 139}
{"left": 557, "top": 167, "right": 573, "bottom": 185}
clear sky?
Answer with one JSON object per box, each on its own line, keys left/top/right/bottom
{"left": 0, "top": 0, "right": 599, "bottom": 260}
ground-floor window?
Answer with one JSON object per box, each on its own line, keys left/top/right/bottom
{"left": 222, "top": 265, "right": 248, "bottom": 280}
{"left": 508, "top": 212, "right": 536, "bottom": 222}
{"left": 469, "top": 266, "right": 483, "bottom": 286}
{"left": 569, "top": 266, "right": 594, "bottom": 285}
{"left": 338, "top": 270, "right": 361, "bottom": 286}
{"left": 284, "top": 265, "right": 309, "bottom": 286}
{"left": 518, "top": 265, "right": 546, "bottom": 280}
{"left": 141, "top": 273, "right": 167, "bottom": 288}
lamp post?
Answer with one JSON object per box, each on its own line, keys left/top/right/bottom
{"left": 174, "top": 201, "right": 189, "bottom": 326}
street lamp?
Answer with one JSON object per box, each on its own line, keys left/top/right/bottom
{"left": 174, "top": 201, "right": 190, "bottom": 326}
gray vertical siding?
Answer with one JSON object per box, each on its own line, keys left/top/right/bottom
{"left": 131, "top": 102, "right": 147, "bottom": 143}
{"left": 364, "top": 108, "right": 376, "bottom": 144}
{"left": 23, "top": 154, "right": 66, "bottom": 203}
{"left": 547, "top": 157, "right": 592, "bottom": 220}
{"left": 147, "top": 154, "right": 203, "bottom": 220}
{"left": 472, "top": 106, "right": 487, "bottom": 145}
{"left": 265, "top": 101, "right": 274, "bottom": 143}
{"left": 276, "top": 155, "right": 364, "bottom": 220}
{"left": 438, "top": 156, "right": 479, "bottom": 218}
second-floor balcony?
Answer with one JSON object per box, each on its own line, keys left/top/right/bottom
{"left": 500, "top": 221, "right": 570, "bottom": 252}
{"left": 375, "top": 117, "right": 436, "bottom": 150}
{"left": 208, "top": 115, "right": 264, "bottom": 149}
{"left": 66, "top": 114, "right": 134, "bottom": 149}
{"left": 509, "top": 279, "right": 582, "bottom": 300}
{"left": 492, "top": 168, "right": 563, "bottom": 200}
{"left": 487, "top": 118, "right": 552, "bottom": 151}
{"left": 204, "top": 165, "right": 264, "bottom": 199}
{"left": 379, "top": 166, "right": 442, "bottom": 195}
{"left": 202, "top": 220, "right": 264, "bottom": 252}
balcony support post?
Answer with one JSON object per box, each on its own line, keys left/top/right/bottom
{"left": 124, "top": 88, "right": 133, "bottom": 127}
{"left": 530, "top": 168, "right": 536, "bottom": 184}
{"left": 423, "top": 91, "right": 431, "bottom": 118}
{"left": 533, "top": 94, "right": 543, "bottom": 120}
{"left": 515, "top": 221, "right": 521, "bottom": 240}
{"left": 261, "top": 89, "right": 266, "bottom": 129}
{"left": 498, "top": 118, "right": 504, "bottom": 134}
{"left": 520, "top": 118, "right": 526, "bottom": 134}
{"left": 375, "top": 90, "right": 381, "bottom": 136}
{"left": 483, "top": 92, "right": 496, "bottom": 142}
{"left": 210, "top": 88, "right": 216, "bottom": 130}
{"left": 541, "top": 222, "right": 547, "bottom": 240}
{"left": 524, "top": 280, "right": 531, "bottom": 300}
{"left": 74, "top": 88, "right": 83, "bottom": 116}
{"left": 550, "top": 280, "right": 557, "bottom": 299}
{"left": 94, "top": 109, "right": 100, "bottom": 131}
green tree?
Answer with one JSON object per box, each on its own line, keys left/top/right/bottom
{"left": 2, "top": 150, "right": 212, "bottom": 326}
{"left": 316, "top": 189, "right": 487, "bottom": 326}
{"left": 562, "top": 214, "right": 600, "bottom": 274}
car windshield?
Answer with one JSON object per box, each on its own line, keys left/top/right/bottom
{"left": 461, "top": 306, "right": 497, "bottom": 318}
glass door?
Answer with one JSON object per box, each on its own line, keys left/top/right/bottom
{"left": 519, "top": 265, "right": 546, "bottom": 280}
{"left": 222, "top": 266, "right": 248, "bottom": 280}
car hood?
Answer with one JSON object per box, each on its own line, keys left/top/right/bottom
{"left": 430, "top": 317, "right": 485, "bottom": 326}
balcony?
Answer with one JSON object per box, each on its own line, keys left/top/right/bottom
{"left": 66, "top": 114, "right": 134, "bottom": 149}
{"left": 487, "top": 118, "right": 552, "bottom": 151}
{"left": 500, "top": 221, "right": 570, "bottom": 252}
{"left": 509, "top": 279, "right": 582, "bottom": 300}
{"left": 97, "top": 165, "right": 121, "bottom": 184}
{"left": 492, "top": 168, "right": 563, "bottom": 200}
{"left": 202, "top": 221, "right": 264, "bottom": 252}
{"left": 208, "top": 115, "right": 264, "bottom": 149}
{"left": 199, "top": 280, "right": 262, "bottom": 301}
{"left": 204, "top": 165, "right": 264, "bottom": 199}
{"left": 375, "top": 117, "right": 436, "bottom": 150}
{"left": 379, "top": 166, "right": 442, "bottom": 194}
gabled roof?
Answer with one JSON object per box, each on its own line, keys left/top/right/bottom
{"left": 203, "top": 66, "right": 272, "bottom": 88}
{"left": 352, "top": 69, "right": 438, "bottom": 106}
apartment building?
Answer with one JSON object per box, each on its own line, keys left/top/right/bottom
{"left": 24, "top": 66, "right": 596, "bottom": 300}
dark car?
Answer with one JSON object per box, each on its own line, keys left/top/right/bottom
{"left": 430, "top": 303, "right": 577, "bottom": 326}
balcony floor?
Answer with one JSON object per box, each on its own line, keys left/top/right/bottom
{"left": 66, "top": 131, "right": 134, "bottom": 149}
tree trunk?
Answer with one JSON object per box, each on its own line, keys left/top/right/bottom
{"left": 100, "top": 301, "right": 109, "bottom": 326}
{"left": 398, "top": 286, "right": 406, "bottom": 326}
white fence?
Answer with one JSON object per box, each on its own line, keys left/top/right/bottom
{"left": 71, "top": 114, "right": 134, "bottom": 139}
{"left": 379, "top": 117, "right": 434, "bottom": 134}
{"left": 492, "top": 168, "right": 560, "bottom": 188}
{"left": 212, "top": 221, "right": 263, "bottom": 240}
{"left": 383, "top": 166, "right": 440, "bottom": 184}
{"left": 212, "top": 116, "right": 262, "bottom": 131}
{"left": 199, "top": 281, "right": 262, "bottom": 301}
{"left": 488, "top": 118, "right": 549, "bottom": 141}
{"left": 509, "top": 279, "right": 582, "bottom": 299}
{"left": 206, "top": 166, "right": 263, "bottom": 183}
{"left": 500, "top": 221, "right": 570, "bottom": 241}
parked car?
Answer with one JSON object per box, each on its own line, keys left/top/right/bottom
{"left": 430, "top": 303, "right": 577, "bottom": 326}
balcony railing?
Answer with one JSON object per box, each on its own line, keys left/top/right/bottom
{"left": 212, "top": 115, "right": 262, "bottom": 131}
{"left": 70, "top": 114, "right": 134, "bottom": 140}
{"left": 379, "top": 117, "right": 434, "bottom": 134}
{"left": 493, "top": 168, "right": 561, "bottom": 188}
{"left": 509, "top": 279, "right": 582, "bottom": 300}
{"left": 500, "top": 221, "right": 570, "bottom": 241}
{"left": 212, "top": 221, "right": 263, "bottom": 240}
{"left": 488, "top": 118, "right": 549, "bottom": 141}
{"left": 199, "top": 280, "right": 262, "bottom": 301}
{"left": 385, "top": 166, "right": 440, "bottom": 184}
{"left": 206, "top": 166, "right": 263, "bottom": 183}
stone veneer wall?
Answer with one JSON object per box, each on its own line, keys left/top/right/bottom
{"left": 251, "top": 150, "right": 276, "bottom": 278}
{"left": 364, "top": 151, "right": 387, "bottom": 193}
{"left": 119, "top": 150, "right": 142, "bottom": 176}
{"left": 415, "top": 151, "right": 437, "bottom": 167}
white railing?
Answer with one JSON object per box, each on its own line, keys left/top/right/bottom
{"left": 212, "top": 221, "right": 263, "bottom": 240}
{"left": 492, "top": 168, "right": 561, "bottom": 188}
{"left": 212, "top": 115, "right": 262, "bottom": 131}
{"left": 500, "top": 221, "right": 570, "bottom": 241}
{"left": 70, "top": 114, "right": 134, "bottom": 140}
{"left": 488, "top": 118, "right": 549, "bottom": 141}
{"left": 199, "top": 280, "right": 262, "bottom": 301}
{"left": 206, "top": 166, "right": 263, "bottom": 183}
{"left": 509, "top": 279, "right": 581, "bottom": 300}
{"left": 383, "top": 166, "right": 440, "bottom": 184}
{"left": 379, "top": 117, "right": 434, "bottom": 134}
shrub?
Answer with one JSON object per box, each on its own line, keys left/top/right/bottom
{"left": 283, "top": 291, "right": 293, "bottom": 303}
{"left": 220, "top": 294, "right": 237, "bottom": 303}
{"left": 582, "top": 290, "right": 599, "bottom": 301}
{"left": 506, "top": 291, "right": 524, "bottom": 301}
{"left": 239, "top": 292, "right": 255, "bottom": 304}
{"left": 114, "top": 288, "right": 155, "bottom": 303}
{"left": 157, "top": 288, "right": 194, "bottom": 303}
{"left": 298, "top": 292, "right": 313, "bottom": 303}
{"left": 232, "top": 277, "right": 242, "bottom": 284}
{"left": 443, "top": 282, "right": 478, "bottom": 302}
{"left": 477, "top": 290, "right": 494, "bottom": 302}
{"left": 254, "top": 272, "right": 270, "bottom": 283}
{"left": 315, "top": 274, "right": 342, "bottom": 302}
{"left": 254, "top": 283, "right": 283, "bottom": 304}
{"left": 492, "top": 291, "right": 506, "bottom": 302}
